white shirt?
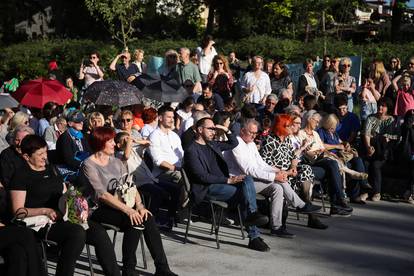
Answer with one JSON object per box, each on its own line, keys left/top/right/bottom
{"left": 148, "top": 127, "right": 184, "bottom": 176}
{"left": 224, "top": 136, "right": 276, "bottom": 182}
{"left": 241, "top": 71, "right": 272, "bottom": 104}
{"left": 140, "top": 124, "right": 156, "bottom": 139}
{"left": 196, "top": 46, "right": 217, "bottom": 75}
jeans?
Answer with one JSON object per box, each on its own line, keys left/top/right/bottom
{"left": 313, "top": 158, "right": 344, "bottom": 204}
{"left": 346, "top": 157, "right": 367, "bottom": 199}
{"left": 347, "top": 95, "right": 354, "bottom": 112}
{"left": 37, "top": 221, "right": 86, "bottom": 276}
{"left": 205, "top": 175, "right": 260, "bottom": 239}
{"left": 90, "top": 205, "right": 170, "bottom": 273}
{"left": 0, "top": 226, "right": 44, "bottom": 276}
{"left": 360, "top": 102, "right": 377, "bottom": 121}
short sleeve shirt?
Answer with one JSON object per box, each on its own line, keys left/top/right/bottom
{"left": 175, "top": 62, "right": 202, "bottom": 85}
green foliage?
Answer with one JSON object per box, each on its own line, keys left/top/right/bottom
{"left": 1, "top": 37, "right": 413, "bottom": 81}
{"left": 84, "top": 0, "right": 144, "bottom": 48}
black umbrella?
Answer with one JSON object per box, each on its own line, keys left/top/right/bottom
{"left": 84, "top": 80, "right": 143, "bottom": 107}
{"left": 132, "top": 73, "right": 189, "bottom": 103}
{"left": 0, "top": 93, "right": 19, "bottom": 109}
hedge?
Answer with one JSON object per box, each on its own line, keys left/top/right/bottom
{"left": 0, "top": 36, "right": 413, "bottom": 82}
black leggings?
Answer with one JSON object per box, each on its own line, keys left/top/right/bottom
{"left": 0, "top": 226, "right": 44, "bottom": 276}
{"left": 37, "top": 221, "right": 86, "bottom": 276}
{"left": 90, "top": 205, "right": 170, "bottom": 273}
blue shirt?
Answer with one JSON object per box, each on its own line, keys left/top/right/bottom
{"left": 317, "top": 128, "right": 341, "bottom": 154}
{"left": 336, "top": 112, "right": 360, "bottom": 142}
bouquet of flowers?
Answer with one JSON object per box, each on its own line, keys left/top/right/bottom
{"left": 60, "top": 185, "right": 89, "bottom": 229}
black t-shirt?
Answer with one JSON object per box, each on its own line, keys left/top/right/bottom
{"left": 0, "top": 146, "right": 25, "bottom": 189}
{"left": 9, "top": 164, "right": 63, "bottom": 210}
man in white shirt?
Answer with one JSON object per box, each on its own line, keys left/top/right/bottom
{"left": 149, "top": 105, "right": 188, "bottom": 207}
{"left": 196, "top": 35, "right": 217, "bottom": 83}
{"left": 224, "top": 119, "right": 321, "bottom": 237}
{"left": 241, "top": 56, "right": 272, "bottom": 105}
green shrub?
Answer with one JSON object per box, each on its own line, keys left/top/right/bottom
{"left": 0, "top": 37, "right": 413, "bottom": 81}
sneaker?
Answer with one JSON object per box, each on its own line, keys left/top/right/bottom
{"left": 406, "top": 196, "right": 414, "bottom": 205}
{"left": 335, "top": 200, "right": 353, "bottom": 212}
{"left": 371, "top": 193, "right": 381, "bottom": 202}
{"left": 221, "top": 217, "right": 235, "bottom": 226}
{"left": 270, "top": 227, "right": 296, "bottom": 238}
{"left": 248, "top": 237, "right": 270, "bottom": 252}
{"left": 307, "top": 218, "right": 328, "bottom": 230}
{"left": 244, "top": 212, "right": 269, "bottom": 227}
{"left": 296, "top": 202, "right": 321, "bottom": 214}
{"left": 330, "top": 206, "right": 352, "bottom": 217}
{"left": 360, "top": 193, "right": 369, "bottom": 201}
{"left": 350, "top": 196, "right": 366, "bottom": 205}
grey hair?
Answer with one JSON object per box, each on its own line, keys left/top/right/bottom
{"left": 284, "top": 105, "right": 301, "bottom": 116}
{"left": 241, "top": 118, "right": 260, "bottom": 129}
{"left": 10, "top": 125, "right": 35, "bottom": 146}
{"left": 193, "top": 110, "right": 210, "bottom": 125}
{"left": 266, "top": 94, "right": 278, "bottom": 102}
{"left": 302, "top": 110, "right": 321, "bottom": 125}
{"left": 179, "top": 47, "right": 190, "bottom": 55}
{"left": 340, "top": 57, "right": 352, "bottom": 67}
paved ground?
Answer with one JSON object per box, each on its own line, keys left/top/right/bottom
{"left": 61, "top": 199, "right": 414, "bottom": 276}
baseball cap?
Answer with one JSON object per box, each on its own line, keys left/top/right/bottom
{"left": 68, "top": 110, "right": 85, "bottom": 123}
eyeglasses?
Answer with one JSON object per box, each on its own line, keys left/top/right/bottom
{"left": 343, "top": 64, "right": 351, "bottom": 67}
{"left": 203, "top": 126, "right": 216, "bottom": 131}
{"left": 121, "top": 118, "right": 132, "bottom": 123}
{"left": 245, "top": 130, "right": 258, "bottom": 136}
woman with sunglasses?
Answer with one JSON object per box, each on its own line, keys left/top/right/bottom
{"left": 207, "top": 55, "right": 234, "bottom": 102}
{"left": 79, "top": 51, "right": 104, "bottom": 88}
{"left": 335, "top": 58, "right": 356, "bottom": 112}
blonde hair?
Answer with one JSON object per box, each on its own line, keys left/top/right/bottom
{"left": 9, "top": 111, "right": 29, "bottom": 131}
{"left": 133, "top": 49, "right": 144, "bottom": 60}
{"left": 88, "top": 112, "right": 105, "bottom": 129}
{"left": 370, "top": 60, "right": 386, "bottom": 81}
{"left": 321, "top": 113, "right": 339, "bottom": 130}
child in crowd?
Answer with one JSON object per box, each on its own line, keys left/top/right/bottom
{"left": 393, "top": 75, "right": 414, "bottom": 121}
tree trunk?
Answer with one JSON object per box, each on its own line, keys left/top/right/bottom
{"left": 205, "top": 1, "right": 216, "bottom": 36}
{"left": 304, "top": 22, "right": 311, "bottom": 43}
{"left": 391, "top": 0, "right": 403, "bottom": 41}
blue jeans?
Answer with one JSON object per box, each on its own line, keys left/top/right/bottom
{"left": 313, "top": 158, "right": 344, "bottom": 204}
{"left": 205, "top": 175, "right": 260, "bottom": 239}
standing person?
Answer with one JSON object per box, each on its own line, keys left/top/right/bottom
{"left": 241, "top": 56, "right": 272, "bottom": 105}
{"left": 264, "top": 59, "right": 274, "bottom": 75}
{"left": 368, "top": 60, "right": 391, "bottom": 97}
{"left": 392, "top": 75, "right": 414, "bottom": 120}
{"left": 65, "top": 77, "right": 79, "bottom": 102}
{"left": 110, "top": 51, "right": 139, "bottom": 83}
{"left": 184, "top": 117, "right": 270, "bottom": 251}
{"left": 316, "top": 55, "right": 332, "bottom": 94}
{"left": 387, "top": 57, "right": 401, "bottom": 80}
{"left": 297, "top": 59, "right": 321, "bottom": 99}
{"left": 196, "top": 35, "right": 217, "bottom": 83}
{"left": 132, "top": 49, "right": 147, "bottom": 75}
{"left": 228, "top": 51, "right": 241, "bottom": 82}
{"left": 359, "top": 78, "right": 381, "bottom": 122}
{"left": 82, "top": 127, "right": 177, "bottom": 276}
{"left": 269, "top": 61, "right": 293, "bottom": 98}
{"left": 79, "top": 51, "right": 104, "bottom": 88}
{"left": 207, "top": 55, "right": 234, "bottom": 101}
{"left": 160, "top": 50, "right": 179, "bottom": 78}
{"left": 335, "top": 58, "right": 356, "bottom": 112}
{"left": 176, "top": 48, "right": 202, "bottom": 94}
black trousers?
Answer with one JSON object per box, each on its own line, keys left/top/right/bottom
{"left": 37, "top": 221, "right": 86, "bottom": 276}
{"left": 140, "top": 181, "right": 180, "bottom": 218}
{"left": 0, "top": 225, "right": 44, "bottom": 276}
{"left": 90, "top": 205, "right": 170, "bottom": 273}
{"left": 368, "top": 160, "right": 386, "bottom": 194}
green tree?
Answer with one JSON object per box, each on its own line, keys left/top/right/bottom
{"left": 84, "top": 0, "right": 144, "bottom": 49}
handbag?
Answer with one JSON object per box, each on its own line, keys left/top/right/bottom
{"left": 11, "top": 207, "right": 52, "bottom": 232}
{"left": 109, "top": 173, "right": 138, "bottom": 208}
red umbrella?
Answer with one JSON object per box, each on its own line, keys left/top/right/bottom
{"left": 12, "top": 78, "right": 72, "bottom": 109}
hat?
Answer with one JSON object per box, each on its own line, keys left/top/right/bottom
{"left": 68, "top": 110, "right": 85, "bottom": 123}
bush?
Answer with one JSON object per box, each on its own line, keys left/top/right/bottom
{"left": 0, "top": 36, "right": 413, "bottom": 82}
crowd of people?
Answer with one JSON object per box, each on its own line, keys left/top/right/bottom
{"left": 0, "top": 35, "right": 414, "bottom": 275}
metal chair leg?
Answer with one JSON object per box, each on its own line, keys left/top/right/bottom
{"left": 320, "top": 186, "right": 326, "bottom": 212}
{"left": 210, "top": 203, "right": 215, "bottom": 235}
{"left": 209, "top": 203, "right": 220, "bottom": 249}
{"left": 139, "top": 234, "right": 147, "bottom": 270}
{"left": 40, "top": 241, "right": 48, "bottom": 272}
{"left": 86, "top": 244, "right": 95, "bottom": 276}
{"left": 296, "top": 212, "right": 300, "bottom": 220}
{"left": 236, "top": 205, "right": 245, "bottom": 240}
{"left": 112, "top": 230, "right": 118, "bottom": 246}
{"left": 184, "top": 206, "right": 192, "bottom": 244}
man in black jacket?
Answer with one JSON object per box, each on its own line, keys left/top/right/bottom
{"left": 184, "top": 117, "right": 270, "bottom": 252}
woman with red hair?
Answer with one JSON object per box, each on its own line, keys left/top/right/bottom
{"left": 140, "top": 107, "right": 158, "bottom": 139}
{"left": 260, "top": 114, "right": 327, "bottom": 229}
{"left": 82, "top": 127, "right": 177, "bottom": 276}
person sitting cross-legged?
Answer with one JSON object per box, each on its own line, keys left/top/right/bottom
{"left": 184, "top": 117, "right": 270, "bottom": 251}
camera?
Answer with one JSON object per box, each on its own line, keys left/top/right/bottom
{"left": 82, "top": 58, "right": 91, "bottom": 67}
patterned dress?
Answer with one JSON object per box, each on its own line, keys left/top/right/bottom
{"left": 260, "top": 134, "right": 314, "bottom": 190}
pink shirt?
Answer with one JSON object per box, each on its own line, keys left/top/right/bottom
{"left": 394, "top": 88, "right": 414, "bottom": 116}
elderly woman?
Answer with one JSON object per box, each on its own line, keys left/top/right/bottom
{"left": 269, "top": 61, "right": 293, "bottom": 98}
{"left": 82, "top": 127, "right": 177, "bottom": 276}
{"left": 9, "top": 135, "right": 86, "bottom": 276}
{"left": 207, "top": 55, "right": 234, "bottom": 101}
{"left": 260, "top": 114, "right": 326, "bottom": 229}
{"left": 44, "top": 117, "right": 67, "bottom": 150}
{"left": 318, "top": 114, "right": 369, "bottom": 204}
{"left": 6, "top": 111, "right": 30, "bottom": 142}
{"left": 298, "top": 111, "right": 352, "bottom": 216}
{"left": 160, "top": 49, "right": 179, "bottom": 78}
{"left": 362, "top": 97, "right": 398, "bottom": 202}
{"left": 335, "top": 58, "right": 356, "bottom": 112}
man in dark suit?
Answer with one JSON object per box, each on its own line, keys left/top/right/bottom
{"left": 184, "top": 117, "right": 270, "bottom": 252}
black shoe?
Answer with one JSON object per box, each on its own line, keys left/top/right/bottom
{"left": 360, "top": 182, "right": 373, "bottom": 190}
{"left": 335, "top": 200, "right": 353, "bottom": 212}
{"left": 307, "top": 218, "right": 328, "bottom": 230}
{"left": 270, "top": 227, "right": 296, "bottom": 238}
{"left": 330, "top": 206, "right": 352, "bottom": 217}
{"left": 122, "top": 269, "right": 139, "bottom": 276}
{"left": 154, "top": 269, "right": 178, "bottom": 276}
{"left": 244, "top": 212, "right": 269, "bottom": 227}
{"left": 248, "top": 237, "right": 270, "bottom": 252}
{"left": 350, "top": 197, "right": 366, "bottom": 205}
{"left": 296, "top": 202, "right": 321, "bottom": 214}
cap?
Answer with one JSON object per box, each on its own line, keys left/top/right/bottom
{"left": 68, "top": 110, "right": 85, "bottom": 123}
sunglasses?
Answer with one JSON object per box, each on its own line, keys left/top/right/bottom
{"left": 343, "top": 64, "right": 351, "bottom": 67}
{"left": 121, "top": 118, "right": 132, "bottom": 123}
{"left": 409, "top": 62, "right": 414, "bottom": 66}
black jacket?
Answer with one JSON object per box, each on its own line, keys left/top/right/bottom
{"left": 56, "top": 130, "right": 91, "bottom": 171}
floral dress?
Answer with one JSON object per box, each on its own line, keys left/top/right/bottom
{"left": 260, "top": 134, "right": 314, "bottom": 190}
